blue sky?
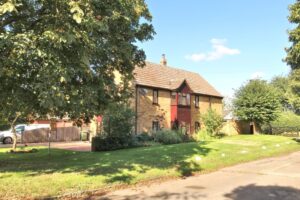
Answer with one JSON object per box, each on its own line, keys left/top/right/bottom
{"left": 138, "top": 0, "right": 295, "bottom": 97}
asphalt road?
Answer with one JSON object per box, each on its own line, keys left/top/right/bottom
{"left": 98, "top": 151, "right": 300, "bottom": 200}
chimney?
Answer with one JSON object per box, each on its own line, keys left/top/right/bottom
{"left": 160, "top": 54, "right": 167, "bottom": 66}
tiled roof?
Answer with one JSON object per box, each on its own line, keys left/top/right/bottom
{"left": 133, "top": 62, "right": 223, "bottom": 98}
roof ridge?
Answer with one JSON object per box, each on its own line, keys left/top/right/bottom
{"left": 145, "top": 61, "right": 200, "bottom": 75}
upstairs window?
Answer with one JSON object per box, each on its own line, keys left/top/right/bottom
{"left": 153, "top": 89, "right": 158, "bottom": 104}
{"left": 195, "top": 96, "right": 199, "bottom": 108}
{"left": 178, "top": 93, "right": 190, "bottom": 106}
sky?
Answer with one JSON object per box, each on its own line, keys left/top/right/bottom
{"left": 138, "top": 0, "right": 295, "bottom": 97}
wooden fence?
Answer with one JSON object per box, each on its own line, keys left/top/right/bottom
{"left": 22, "top": 127, "right": 81, "bottom": 143}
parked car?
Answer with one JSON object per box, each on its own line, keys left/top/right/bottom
{"left": 0, "top": 124, "right": 50, "bottom": 144}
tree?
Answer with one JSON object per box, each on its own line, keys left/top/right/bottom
{"left": 0, "top": 0, "right": 154, "bottom": 150}
{"left": 286, "top": 1, "right": 300, "bottom": 70}
{"left": 271, "top": 75, "right": 300, "bottom": 114}
{"left": 290, "top": 70, "right": 300, "bottom": 114}
{"left": 286, "top": 1, "right": 300, "bottom": 115}
{"left": 233, "top": 80, "right": 281, "bottom": 127}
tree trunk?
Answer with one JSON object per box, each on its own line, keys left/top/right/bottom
{"left": 11, "top": 113, "right": 20, "bottom": 151}
{"left": 12, "top": 125, "right": 17, "bottom": 150}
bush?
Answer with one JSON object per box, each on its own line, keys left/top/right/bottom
{"left": 135, "top": 132, "right": 153, "bottom": 142}
{"left": 102, "top": 104, "right": 135, "bottom": 138}
{"left": 92, "top": 135, "right": 138, "bottom": 151}
{"left": 92, "top": 104, "right": 136, "bottom": 151}
{"left": 195, "top": 129, "right": 212, "bottom": 141}
{"left": 201, "top": 109, "right": 223, "bottom": 136}
{"left": 153, "top": 130, "right": 183, "bottom": 144}
{"left": 262, "top": 111, "right": 300, "bottom": 135}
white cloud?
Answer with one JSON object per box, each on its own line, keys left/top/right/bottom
{"left": 185, "top": 38, "right": 240, "bottom": 62}
{"left": 251, "top": 71, "right": 264, "bottom": 79}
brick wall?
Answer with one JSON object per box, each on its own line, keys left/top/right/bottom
{"left": 136, "top": 86, "right": 171, "bottom": 134}
{"left": 191, "top": 95, "right": 223, "bottom": 133}
{"left": 134, "top": 85, "right": 223, "bottom": 134}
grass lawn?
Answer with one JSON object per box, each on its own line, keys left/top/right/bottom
{"left": 1, "top": 135, "right": 300, "bottom": 199}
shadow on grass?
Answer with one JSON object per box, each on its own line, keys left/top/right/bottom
{"left": 0, "top": 142, "right": 213, "bottom": 184}
{"left": 224, "top": 184, "right": 300, "bottom": 200}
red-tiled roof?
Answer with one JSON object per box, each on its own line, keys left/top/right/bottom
{"left": 134, "top": 62, "right": 223, "bottom": 98}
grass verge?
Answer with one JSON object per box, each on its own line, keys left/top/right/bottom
{"left": 0, "top": 135, "right": 299, "bottom": 199}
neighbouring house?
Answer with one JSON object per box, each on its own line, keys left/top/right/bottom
{"left": 132, "top": 55, "right": 223, "bottom": 134}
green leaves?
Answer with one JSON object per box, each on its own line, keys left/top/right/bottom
{"left": 286, "top": 1, "right": 300, "bottom": 70}
{"left": 201, "top": 109, "right": 223, "bottom": 135}
{"left": 0, "top": 0, "right": 154, "bottom": 124}
{"left": 0, "top": 1, "right": 17, "bottom": 16}
{"left": 69, "top": 1, "right": 84, "bottom": 24}
{"left": 233, "top": 80, "right": 281, "bottom": 124}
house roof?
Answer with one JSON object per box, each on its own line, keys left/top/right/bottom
{"left": 133, "top": 62, "right": 223, "bottom": 98}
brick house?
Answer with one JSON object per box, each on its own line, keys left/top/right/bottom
{"left": 132, "top": 55, "right": 223, "bottom": 134}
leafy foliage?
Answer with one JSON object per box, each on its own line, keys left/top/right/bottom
{"left": 286, "top": 1, "right": 300, "bottom": 70}
{"left": 194, "top": 129, "right": 212, "bottom": 141}
{"left": 286, "top": 1, "right": 300, "bottom": 114}
{"left": 91, "top": 135, "right": 133, "bottom": 151}
{"left": 153, "top": 130, "right": 184, "bottom": 145}
{"left": 271, "top": 111, "right": 300, "bottom": 128}
{"left": 0, "top": 0, "right": 154, "bottom": 148}
{"left": 201, "top": 108, "right": 223, "bottom": 136}
{"left": 102, "top": 104, "right": 135, "bottom": 138}
{"left": 271, "top": 75, "right": 300, "bottom": 114}
{"left": 135, "top": 132, "right": 153, "bottom": 142}
{"left": 262, "top": 111, "right": 300, "bottom": 134}
{"left": 233, "top": 79, "right": 281, "bottom": 124}
{"left": 290, "top": 70, "right": 300, "bottom": 114}
{"left": 91, "top": 104, "right": 136, "bottom": 151}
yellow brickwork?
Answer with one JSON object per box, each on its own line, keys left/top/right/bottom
{"left": 136, "top": 86, "right": 171, "bottom": 134}
{"left": 191, "top": 95, "right": 223, "bottom": 133}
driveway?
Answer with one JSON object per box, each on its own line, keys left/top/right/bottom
{"left": 0, "top": 141, "right": 91, "bottom": 152}
{"left": 99, "top": 151, "right": 300, "bottom": 200}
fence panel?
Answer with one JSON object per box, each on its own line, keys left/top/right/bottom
{"left": 22, "top": 127, "right": 81, "bottom": 143}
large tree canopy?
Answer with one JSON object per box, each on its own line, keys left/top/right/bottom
{"left": 271, "top": 75, "right": 300, "bottom": 114}
{"left": 286, "top": 0, "right": 300, "bottom": 70}
{"left": 233, "top": 79, "right": 281, "bottom": 125}
{"left": 0, "top": 0, "right": 154, "bottom": 149}
{"left": 285, "top": 0, "right": 300, "bottom": 116}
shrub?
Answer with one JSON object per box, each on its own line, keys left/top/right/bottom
{"left": 262, "top": 111, "right": 300, "bottom": 135}
{"left": 153, "top": 130, "right": 183, "bottom": 144}
{"left": 102, "top": 104, "right": 135, "bottom": 138}
{"left": 201, "top": 109, "right": 223, "bottom": 136}
{"left": 92, "top": 135, "right": 138, "bottom": 151}
{"left": 135, "top": 132, "right": 153, "bottom": 142}
{"left": 92, "top": 104, "right": 136, "bottom": 151}
{"left": 195, "top": 129, "right": 212, "bottom": 141}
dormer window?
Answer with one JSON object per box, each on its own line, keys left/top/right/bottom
{"left": 178, "top": 93, "right": 190, "bottom": 106}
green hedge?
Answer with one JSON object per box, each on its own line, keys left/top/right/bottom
{"left": 262, "top": 111, "right": 300, "bottom": 135}
{"left": 153, "top": 130, "right": 190, "bottom": 145}
{"left": 91, "top": 135, "right": 138, "bottom": 151}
